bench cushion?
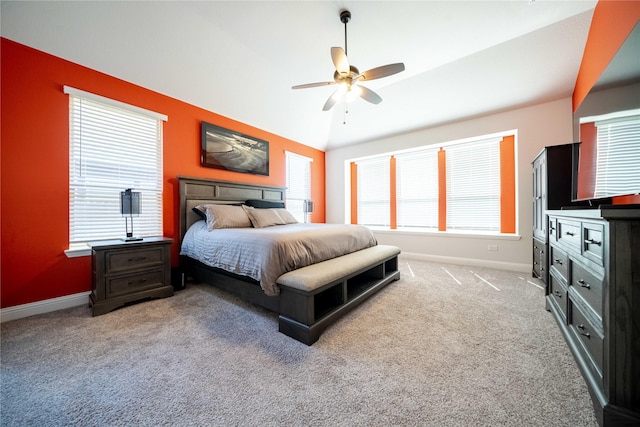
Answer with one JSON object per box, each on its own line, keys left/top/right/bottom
{"left": 276, "top": 245, "right": 400, "bottom": 292}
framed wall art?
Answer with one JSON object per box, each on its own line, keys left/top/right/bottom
{"left": 200, "top": 122, "right": 269, "bottom": 176}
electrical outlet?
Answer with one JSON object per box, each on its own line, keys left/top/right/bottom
{"left": 488, "top": 244, "right": 498, "bottom": 251}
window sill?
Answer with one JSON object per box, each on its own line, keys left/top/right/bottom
{"left": 64, "top": 244, "right": 91, "bottom": 258}
{"left": 368, "top": 227, "right": 521, "bottom": 241}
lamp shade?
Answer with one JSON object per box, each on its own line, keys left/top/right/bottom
{"left": 120, "top": 189, "right": 140, "bottom": 216}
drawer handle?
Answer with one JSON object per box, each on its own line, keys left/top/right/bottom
{"left": 576, "top": 279, "right": 590, "bottom": 289}
{"left": 128, "top": 278, "right": 147, "bottom": 286}
{"left": 565, "top": 231, "right": 574, "bottom": 236}
{"left": 553, "top": 290, "right": 562, "bottom": 298}
{"left": 554, "top": 258, "right": 563, "bottom": 265}
{"left": 128, "top": 256, "right": 147, "bottom": 262}
{"left": 584, "top": 238, "right": 601, "bottom": 246}
{"left": 577, "top": 324, "right": 591, "bottom": 338}
{"left": 533, "top": 261, "right": 538, "bottom": 265}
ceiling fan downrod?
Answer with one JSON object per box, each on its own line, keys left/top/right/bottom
{"left": 340, "top": 10, "right": 351, "bottom": 56}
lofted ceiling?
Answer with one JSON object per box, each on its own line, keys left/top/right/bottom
{"left": 1, "top": 1, "right": 597, "bottom": 151}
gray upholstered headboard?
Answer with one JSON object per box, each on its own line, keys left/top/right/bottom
{"left": 178, "top": 176, "right": 286, "bottom": 244}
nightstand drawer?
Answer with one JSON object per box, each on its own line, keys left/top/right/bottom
{"left": 582, "top": 222, "right": 604, "bottom": 266}
{"left": 571, "top": 261, "right": 603, "bottom": 318}
{"left": 106, "top": 247, "right": 165, "bottom": 273}
{"left": 107, "top": 270, "right": 165, "bottom": 298}
{"left": 557, "top": 218, "right": 581, "bottom": 251}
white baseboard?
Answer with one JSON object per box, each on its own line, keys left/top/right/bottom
{"left": 399, "top": 252, "right": 530, "bottom": 273}
{"left": 1, "top": 291, "right": 91, "bottom": 323}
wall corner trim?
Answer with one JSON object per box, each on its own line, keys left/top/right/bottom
{"left": 1, "top": 292, "right": 91, "bottom": 323}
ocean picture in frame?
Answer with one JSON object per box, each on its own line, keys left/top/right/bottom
{"left": 200, "top": 122, "right": 269, "bottom": 176}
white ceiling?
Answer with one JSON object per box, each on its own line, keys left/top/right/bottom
{"left": 1, "top": 1, "right": 597, "bottom": 151}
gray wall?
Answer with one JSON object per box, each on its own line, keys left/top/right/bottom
{"left": 325, "top": 98, "right": 574, "bottom": 272}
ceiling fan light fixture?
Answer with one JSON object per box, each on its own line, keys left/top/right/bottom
{"left": 346, "top": 84, "right": 362, "bottom": 103}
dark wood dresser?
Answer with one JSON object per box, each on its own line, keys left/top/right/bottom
{"left": 90, "top": 237, "right": 174, "bottom": 316}
{"left": 532, "top": 144, "right": 576, "bottom": 285}
{"left": 546, "top": 207, "right": 640, "bottom": 426}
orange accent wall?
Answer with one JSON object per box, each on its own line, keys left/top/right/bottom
{"left": 438, "top": 148, "right": 447, "bottom": 231}
{"left": 499, "top": 136, "right": 516, "bottom": 234}
{"left": 389, "top": 156, "right": 397, "bottom": 229}
{"left": 350, "top": 162, "right": 358, "bottom": 224}
{"left": 0, "top": 38, "right": 325, "bottom": 309}
{"left": 573, "top": 1, "right": 640, "bottom": 111}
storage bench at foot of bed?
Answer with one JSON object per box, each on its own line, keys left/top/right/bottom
{"left": 276, "top": 245, "right": 401, "bottom": 345}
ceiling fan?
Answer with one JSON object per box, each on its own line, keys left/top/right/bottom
{"left": 292, "top": 10, "right": 405, "bottom": 111}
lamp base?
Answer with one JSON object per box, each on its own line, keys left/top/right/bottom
{"left": 122, "top": 236, "right": 143, "bottom": 242}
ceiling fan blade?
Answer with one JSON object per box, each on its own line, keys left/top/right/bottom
{"left": 292, "top": 81, "right": 336, "bottom": 90}
{"left": 357, "top": 63, "right": 405, "bottom": 81}
{"left": 358, "top": 85, "right": 382, "bottom": 104}
{"left": 322, "top": 88, "right": 342, "bottom": 111}
{"left": 331, "top": 47, "right": 350, "bottom": 76}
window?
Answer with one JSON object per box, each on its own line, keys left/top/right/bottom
{"left": 594, "top": 110, "right": 640, "bottom": 198}
{"left": 65, "top": 87, "right": 166, "bottom": 250}
{"left": 285, "top": 151, "right": 312, "bottom": 223}
{"left": 446, "top": 137, "right": 501, "bottom": 231}
{"left": 396, "top": 150, "right": 439, "bottom": 229}
{"left": 356, "top": 158, "right": 390, "bottom": 227}
{"left": 350, "top": 132, "right": 515, "bottom": 234}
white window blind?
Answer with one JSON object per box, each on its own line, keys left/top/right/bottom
{"left": 446, "top": 137, "right": 500, "bottom": 232}
{"left": 357, "top": 158, "right": 390, "bottom": 226}
{"left": 396, "top": 150, "right": 439, "bottom": 229}
{"left": 67, "top": 87, "right": 165, "bottom": 245}
{"left": 594, "top": 112, "right": 640, "bottom": 198}
{"left": 286, "top": 151, "right": 312, "bottom": 223}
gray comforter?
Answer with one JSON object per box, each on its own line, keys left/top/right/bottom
{"left": 180, "top": 221, "right": 378, "bottom": 296}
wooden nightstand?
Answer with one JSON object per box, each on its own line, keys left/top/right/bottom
{"left": 89, "top": 237, "right": 174, "bottom": 316}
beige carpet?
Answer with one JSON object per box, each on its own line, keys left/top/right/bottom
{"left": 1, "top": 259, "right": 598, "bottom": 426}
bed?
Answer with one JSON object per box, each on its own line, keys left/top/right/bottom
{"left": 178, "top": 176, "right": 400, "bottom": 344}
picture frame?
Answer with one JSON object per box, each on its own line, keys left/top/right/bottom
{"left": 200, "top": 121, "right": 269, "bottom": 176}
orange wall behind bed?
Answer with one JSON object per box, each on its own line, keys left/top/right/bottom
{"left": 0, "top": 38, "right": 325, "bottom": 309}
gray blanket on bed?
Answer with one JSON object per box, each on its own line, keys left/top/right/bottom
{"left": 180, "top": 221, "right": 378, "bottom": 296}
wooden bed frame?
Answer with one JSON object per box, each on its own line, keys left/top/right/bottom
{"left": 178, "top": 176, "right": 400, "bottom": 344}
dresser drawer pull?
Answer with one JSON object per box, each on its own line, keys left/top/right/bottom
{"left": 584, "top": 238, "right": 601, "bottom": 246}
{"left": 554, "top": 258, "right": 564, "bottom": 265}
{"left": 565, "top": 231, "right": 575, "bottom": 236}
{"left": 553, "top": 290, "right": 562, "bottom": 298}
{"left": 128, "top": 256, "right": 148, "bottom": 262}
{"left": 128, "top": 278, "right": 147, "bottom": 286}
{"left": 576, "top": 279, "right": 590, "bottom": 289}
{"left": 577, "top": 324, "right": 591, "bottom": 338}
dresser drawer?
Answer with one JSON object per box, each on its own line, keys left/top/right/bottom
{"left": 548, "top": 217, "right": 558, "bottom": 242}
{"left": 549, "top": 274, "right": 568, "bottom": 321}
{"left": 549, "top": 245, "right": 569, "bottom": 282}
{"left": 106, "top": 247, "right": 165, "bottom": 273}
{"left": 569, "top": 300, "right": 604, "bottom": 381}
{"left": 582, "top": 221, "right": 604, "bottom": 266}
{"left": 106, "top": 270, "right": 166, "bottom": 298}
{"left": 557, "top": 218, "right": 581, "bottom": 251}
{"left": 571, "top": 261, "right": 603, "bottom": 318}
